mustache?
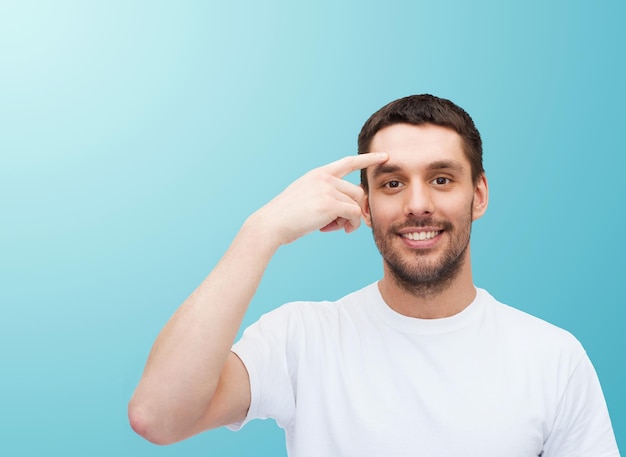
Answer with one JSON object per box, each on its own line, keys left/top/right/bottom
{"left": 392, "top": 218, "right": 454, "bottom": 231}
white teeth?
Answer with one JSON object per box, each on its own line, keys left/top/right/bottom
{"left": 402, "top": 231, "right": 440, "bottom": 241}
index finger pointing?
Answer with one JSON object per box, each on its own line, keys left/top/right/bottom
{"left": 324, "top": 153, "right": 389, "bottom": 178}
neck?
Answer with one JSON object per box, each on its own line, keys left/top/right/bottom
{"left": 378, "top": 251, "right": 477, "bottom": 319}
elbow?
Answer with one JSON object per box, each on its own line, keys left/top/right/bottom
{"left": 128, "top": 398, "right": 180, "bottom": 446}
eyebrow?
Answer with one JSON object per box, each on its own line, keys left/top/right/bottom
{"left": 370, "top": 163, "right": 402, "bottom": 181}
{"left": 427, "top": 160, "right": 465, "bottom": 173}
{"left": 370, "top": 160, "right": 465, "bottom": 181}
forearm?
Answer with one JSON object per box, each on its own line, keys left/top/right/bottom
{"left": 129, "top": 153, "right": 388, "bottom": 443}
{"left": 129, "top": 212, "right": 279, "bottom": 441}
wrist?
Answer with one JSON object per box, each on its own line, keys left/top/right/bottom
{"left": 240, "top": 210, "right": 284, "bottom": 253}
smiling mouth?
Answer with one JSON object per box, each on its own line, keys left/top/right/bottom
{"left": 401, "top": 230, "right": 441, "bottom": 241}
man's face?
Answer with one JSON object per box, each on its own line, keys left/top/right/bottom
{"left": 362, "top": 123, "right": 488, "bottom": 294}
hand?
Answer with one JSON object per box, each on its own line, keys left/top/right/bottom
{"left": 252, "top": 153, "right": 388, "bottom": 246}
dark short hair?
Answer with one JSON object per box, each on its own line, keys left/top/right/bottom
{"left": 358, "top": 94, "right": 484, "bottom": 190}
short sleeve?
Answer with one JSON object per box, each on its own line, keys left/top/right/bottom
{"left": 542, "top": 353, "right": 620, "bottom": 457}
{"left": 226, "top": 304, "right": 299, "bottom": 431}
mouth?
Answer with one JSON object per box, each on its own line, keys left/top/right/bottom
{"left": 401, "top": 230, "right": 442, "bottom": 241}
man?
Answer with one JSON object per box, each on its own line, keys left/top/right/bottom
{"left": 129, "top": 95, "right": 619, "bottom": 456}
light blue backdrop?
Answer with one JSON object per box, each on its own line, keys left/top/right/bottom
{"left": 1, "top": 0, "right": 623, "bottom": 455}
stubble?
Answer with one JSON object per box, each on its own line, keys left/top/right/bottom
{"left": 370, "top": 209, "right": 473, "bottom": 298}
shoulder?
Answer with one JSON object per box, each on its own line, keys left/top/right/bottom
{"left": 478, "top": 288, "right": 586, "bottom": 363}
{"left": 239, "top": 282, "right": 379, "bottom": 346}
{"left": 258, "top": 282, "right": 378, "bottom": 328}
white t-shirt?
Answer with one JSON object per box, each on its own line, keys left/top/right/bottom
{"left": 230, "top": 283, "right": 619, "bottom": 457}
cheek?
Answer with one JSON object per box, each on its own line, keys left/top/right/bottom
{"left": 432, "top": 192, "right": 461, "bottom": 208}
{"left": 435, "top": 195, "right": 475, "bottom": 221}
{"left": 367, "top": 200, "right": 398, "bottom": 227}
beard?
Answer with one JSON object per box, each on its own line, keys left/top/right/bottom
{"left": 370, "top": 208, "right": 473, "bottom": 298}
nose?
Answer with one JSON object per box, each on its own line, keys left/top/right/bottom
{"left": 404, "top": 182, "right": 434, "bottom": 216}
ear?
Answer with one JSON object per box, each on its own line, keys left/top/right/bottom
{"left": 472, "top": 174, "right": 489, "bottom": 221}
{"left": 360, "top": 186, "right": 373, "bottom": 227}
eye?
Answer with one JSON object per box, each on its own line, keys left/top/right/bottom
{"left": 384, "top": 180, "right": 402, "bottom": 189}
{"left": 432, "top": 177, "right": 451, "bottom": 185}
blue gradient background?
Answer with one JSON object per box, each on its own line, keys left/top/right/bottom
{"left": 1, "top": 1, "right": 623, "bottom": 455}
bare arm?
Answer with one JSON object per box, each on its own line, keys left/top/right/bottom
{"left": 128, "top": 153, "right": 388, "bottom": 445}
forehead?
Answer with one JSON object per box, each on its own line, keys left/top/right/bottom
{"left": 367, "top": 123, "right": 469, "bottom": 177}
